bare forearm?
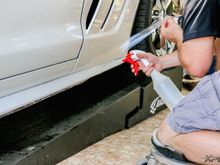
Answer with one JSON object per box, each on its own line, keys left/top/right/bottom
{"left": 159, "top": 50, "right": 181, "bottom": 70}
{"left": 177, "top": 37, "right": 214, "bottom": 77}
{"left": 215, "top": 38, "right": 220, "bottom": 70}
{"left": 161, "top": 17, "right": 214, "bottom": 77}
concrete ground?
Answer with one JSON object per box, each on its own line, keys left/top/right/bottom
{"left": 57, "top": 88, "right": 190, "bottom": 165}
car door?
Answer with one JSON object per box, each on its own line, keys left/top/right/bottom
{"left": 74, "top": 0, "right": 140, "bottom": 72}
{"left": 0, "top": 0, "right": 83, "bottom": 97}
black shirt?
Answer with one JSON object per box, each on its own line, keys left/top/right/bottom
{"left": 182, "top": 0, "right": 220, "bottom": 42}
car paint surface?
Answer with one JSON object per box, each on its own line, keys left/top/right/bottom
{"left": 0, "top": 0, "right": 83, "bottom": 78}
{"left": 0, "top": 0, "right": 140, "bottom": 117}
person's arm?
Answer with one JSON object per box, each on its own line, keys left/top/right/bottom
{"left": 177, "top": 36, "right": 214, "bottom": 77}
{"left": 159, "top": 50, "right": 181, "bottom": 70}
{"left": 215, "top": 38, "right": 220, "bottom": 70}
{"left": 161, "top": 17, "right": 214, "bottom": 77}
{"left": 134, "top": 50, "right": 181, "bottom": 76}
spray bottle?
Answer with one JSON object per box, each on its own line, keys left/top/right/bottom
{"left": 123, "top": 50, "right": 184, "bottom": 110}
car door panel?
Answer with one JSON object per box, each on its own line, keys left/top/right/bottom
{"left": 0, "top": 0, "right": 83, "bottom": 78}
{"left": 74, "top": 0, "right": 139, "bottom": 72}
{"left": 0, "top": 60, "right": 76, "bottom": 98}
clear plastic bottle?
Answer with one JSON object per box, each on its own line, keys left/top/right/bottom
{"left": 150, "top": 69, "right": 183, "bottom": 110}
{"left": 130, "top": 50, "right": 184, "bottom": 109}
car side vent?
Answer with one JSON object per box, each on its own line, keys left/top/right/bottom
{"left": 100, "top": 0, "right": 114, "bottom": 29}
{"left": 86, "top": 0, "right": 100, "bottom": 29}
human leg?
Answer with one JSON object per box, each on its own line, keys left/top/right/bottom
{"left": 156, "top": 118, "right": 220, "bottom": 164}
{"left": 172, "top": 130, "right": 220, "bottom": 164}
{"left": 155, "top": 72, "right": 220, "bottom": 164}
{"left": 157, "top": 118, "right": 179, "bottom": 147}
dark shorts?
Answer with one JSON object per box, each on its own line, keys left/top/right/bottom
{"left": 167, "top": 71, "right": 220, "bottom": 133}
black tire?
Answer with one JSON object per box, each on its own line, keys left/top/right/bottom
{"left": 131, "top": 0, "right": 183, "bottom": 87}
{"left": 122, "top": 0, "right": 183, "bottom": 125}
{"left": 132, "top": 0, "right": 174, "bottom": 54}
{"left": 131, "top": 0, "right": 156, "bottom": 53}
{"left": 130, "top": 0, "right": 159, "bottom": 87}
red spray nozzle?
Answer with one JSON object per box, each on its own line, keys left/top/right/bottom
{"left": 122, "top": 52, "right": 139, "bottom": 76}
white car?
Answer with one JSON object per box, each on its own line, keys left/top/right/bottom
{"left": 0, "top": 0, "right": 181, "bottom": 117}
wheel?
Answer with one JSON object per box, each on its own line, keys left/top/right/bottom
{"left": 132, "top": 0, "right": 182, "bottom": 55}
{"left": 131, "top": 0, "right": 183, "bottom": 86}
{"left": 131, "top": 0, "right": 179, "bottom": 86}
{"left": 126, "top": 0, "right": 183, "bottom": 123}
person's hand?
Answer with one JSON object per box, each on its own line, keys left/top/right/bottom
{"left": 160, "top": 16, "right": 183, "bottom": 44}
{"left": 130, "top": 52, "right": 163, "bottom": 76}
